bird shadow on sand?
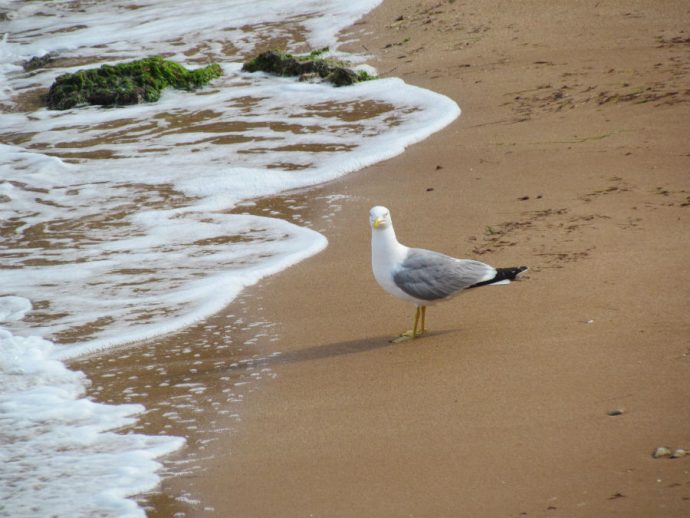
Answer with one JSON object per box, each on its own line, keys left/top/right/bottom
{"left": 227, "top": 328, "right": 458, "bottom": 372}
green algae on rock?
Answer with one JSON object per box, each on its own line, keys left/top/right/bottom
{"left": 242, "top": 49, "right": 376, "bottom": 87}
{"left": 46, "top": 57, "right": 223, "bottom": 110}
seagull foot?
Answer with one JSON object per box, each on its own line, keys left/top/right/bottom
{"left": 390, "top": 330, "right": 420, "bottom": 343}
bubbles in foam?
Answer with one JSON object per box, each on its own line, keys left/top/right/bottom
{"left": 0, "top": 327, "right": 184, "bottom": 518}
{"left": 1, "top": 0, "right": 384, "bottom": 92}
{"left": 0, "top": 296, "right": 32, "bottom": 322}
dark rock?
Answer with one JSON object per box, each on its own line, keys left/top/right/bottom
{"left": 328, "top": 67, "right": 359, "bottom": 86}
{"left": 23, "top": 53, "right": 57, "bottom": 71}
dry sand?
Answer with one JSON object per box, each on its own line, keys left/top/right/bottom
{"left": 94, "top": 1, "right": 689, "bottom": 517}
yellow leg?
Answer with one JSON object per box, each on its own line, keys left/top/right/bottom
{"left": 420, "top": 306, "right": 427, "bottom": 334}
{"left": 391, "top": 306, "right": 425, "bottom": 343}
{"left": 412, "top": 305, "right": 421, "bottom": 338}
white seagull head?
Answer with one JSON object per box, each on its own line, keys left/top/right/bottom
{"left": 369, "top": 205, "right": 392, "bottom": 230}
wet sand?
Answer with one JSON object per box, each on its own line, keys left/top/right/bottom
{"left": 81, "top": 1, "right": 689, "bottom": 517}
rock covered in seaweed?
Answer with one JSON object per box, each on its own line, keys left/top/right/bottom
{"left": 242, "top": 49, "right": 376, "bottom": 87}
{"left": 45, "top": 57, "right": 223, "bottom": 110}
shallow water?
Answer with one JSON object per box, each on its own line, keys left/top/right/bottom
{"left": 0, "top": 0, "right": 460, "bottom": 515}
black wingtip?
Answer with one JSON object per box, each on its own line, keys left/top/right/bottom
{"left": 514, "top": 266, "right": 528, "bottom": 277}
{"left": 468, "top": 265, "right": 528, "bottom": 289}
{"left": 497, "top": 266, "right": 528, "bottom": 281}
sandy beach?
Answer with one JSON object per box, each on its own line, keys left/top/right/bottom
{"left": 79, "top": 1, "right": 689, "bottom": 516}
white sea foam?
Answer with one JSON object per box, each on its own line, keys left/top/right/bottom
{"left": 0, "top": 0, "right": 461, "bottom": 515}
{"left": 0, "top": 327, "right": 185, "bottom": 518}
{"left": 1, "top": 0, "right": 384, "bottom": 103}
{"left": 7, "top": 0, "right": 381, "bottom": 56}
{"left": 0, "top": 296, "right": 31, "bottom": 322}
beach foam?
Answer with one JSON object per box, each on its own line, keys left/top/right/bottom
{"left": 0, "top": 327, "right": 184, "bottom": 518}
{"left": 1, "top": 0, "right": 384, "bottom": 101}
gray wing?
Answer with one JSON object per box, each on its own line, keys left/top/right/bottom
{"left": 393, "top": 248, "right": 495, "bottom": 301}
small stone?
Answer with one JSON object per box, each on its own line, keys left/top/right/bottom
{"left": 671, "top": 448, "right": 688, "bottom": 459}
{"left": 607, "top": 408, "right": 624, "bottom": 416}
{"left": 652, "top": 447, "right": 672, "bottom": 459}
{"left": 328, "top": 67, "right": 359, "bottom": 87}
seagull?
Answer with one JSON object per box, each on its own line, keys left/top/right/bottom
{"left": 369, "top": 205, "right": 527, "bottom": 342}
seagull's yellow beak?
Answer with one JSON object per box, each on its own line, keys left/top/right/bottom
{"left": 373, "top": 217, "right": 383, "bottom": 229}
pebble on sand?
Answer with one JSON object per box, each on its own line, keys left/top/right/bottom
{"left": 652, "top": 447, "right": 672, "bottom": 458}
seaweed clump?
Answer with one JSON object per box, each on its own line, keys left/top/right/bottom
{"left": 242, "top": 48, "right": 376, "bottom": 87}
{"left": 46, "top": 56, "right": 223, "bottom": 110}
